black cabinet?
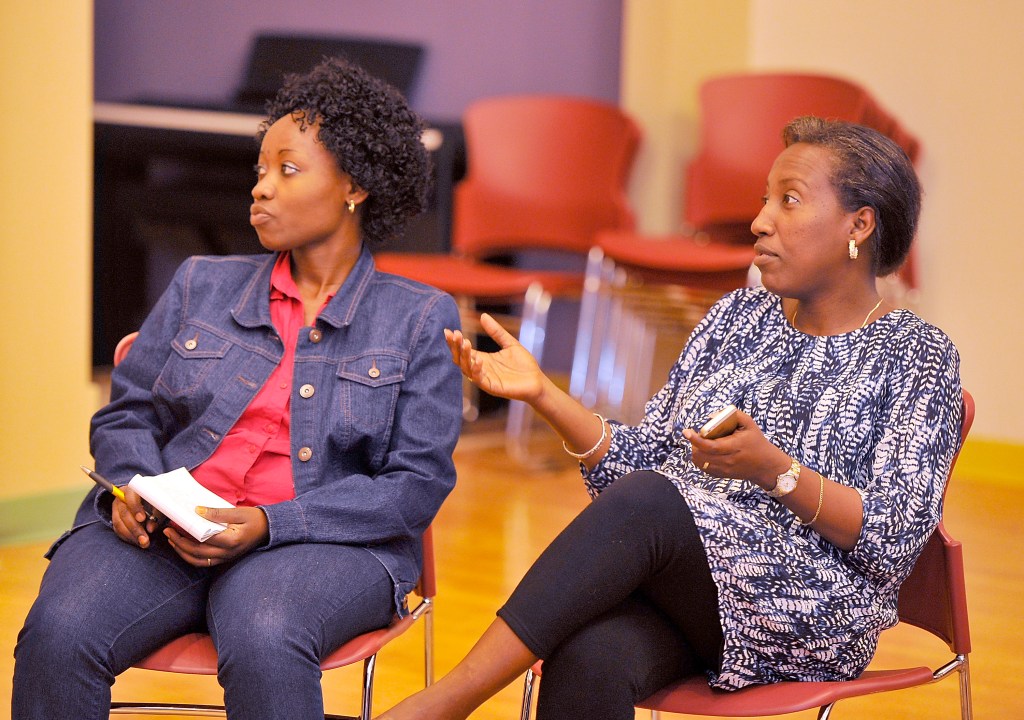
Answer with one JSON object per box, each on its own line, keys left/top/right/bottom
{"left": 92, "top": 103, "right": 463, "bottom": 366}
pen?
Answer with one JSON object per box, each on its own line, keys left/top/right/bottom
{"left": 80, "top": 465, "right": 126, "bottom": 502}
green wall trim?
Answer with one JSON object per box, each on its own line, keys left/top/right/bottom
{"left": 0, "top": 488, "right": 85, "bottom": 546}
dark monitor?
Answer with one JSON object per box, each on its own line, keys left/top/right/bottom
{"left": 233, "top": 33, "right": 424, "bottom": 111}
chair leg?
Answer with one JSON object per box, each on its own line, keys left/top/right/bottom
{"left": 958, "top": 655, "right": 974, "bottom": 720}
{"left": 570, "top": 246, "right": 606, "bottom": 403}
{"left": 594, "top": 267, "right": 628, "bottom": 414}
{"left": 626, "top": 311, "right": 657, "bottom": 424}
{"left": 506, "top": 283, "right": 551, "bottom": 463}
{"left": 111, "top": 701, "right": 226, "bottom": 716}
{"left": 607, "top": 294, "right": 644, "bottom": 413}
{"left": 573, "top": 250, "right": 621, "bottom": 411}
{"left": 457, "top": 297, "right": 482, "bottom": 421}
{"left": 520, "top": 668, "right": 537, "bottom": 720}
{"left": 359, "top": 653, "right": 378, "bottom": 720}
{"left": 424, "top": 599, "right": 435, "bottom": 687}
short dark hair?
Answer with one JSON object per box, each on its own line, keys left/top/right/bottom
{"left": 258, "top": 56, "right": 432, "bottom": 247}
{"left": 782, "top": 116, "right": 921, "bottom": 276}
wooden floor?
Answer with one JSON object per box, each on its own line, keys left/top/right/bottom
{"left": 2, "top": 416, "right": 1023, "bottom": 719}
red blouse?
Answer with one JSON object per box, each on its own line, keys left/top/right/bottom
{"left": 190, "top": 252, "right": 332, "bottom": 506}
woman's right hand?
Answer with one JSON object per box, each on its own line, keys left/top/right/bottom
{"left": 445, "top": 313, "right": 546, "bottom": 403}
{"left": 111, "top": 487, "right": 162, "bottom": 549}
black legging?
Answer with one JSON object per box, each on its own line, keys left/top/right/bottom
{"left": 498, "top": 471, "right": 723, "bottom": 720}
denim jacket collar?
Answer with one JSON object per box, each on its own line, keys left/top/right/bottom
{"left": 230, "top": 245, "right": 377, "bottom": 331}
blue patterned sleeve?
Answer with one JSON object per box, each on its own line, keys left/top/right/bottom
{"left": 582, "top": 292, "right": 744, "bottom": 496}
{"left": 845, "top": 326, "right": 962, "bottom": 591}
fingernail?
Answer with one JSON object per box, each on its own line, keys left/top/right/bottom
{"left": 196, "top": 507, "right": 207, "bottom": 516}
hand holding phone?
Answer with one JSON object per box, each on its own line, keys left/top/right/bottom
{"left": 699, "top": 404, "right": 739, "bottom": 439}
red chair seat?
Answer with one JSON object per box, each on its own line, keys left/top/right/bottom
{"left": 133, "top": 615, "right": 418, "bottom": 676}
{"left": 375, "top": 253, "right": 583, "bottom": 299}
{"left": 595, "top": 232, "right": 755, "bottom": 291}
{"left": 636, "top": 667, "right": 936, "bottom": 715}
{"left": 598, "top": 232, "right": 755, "bottom": 272}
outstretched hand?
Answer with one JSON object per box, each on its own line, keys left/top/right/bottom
{"left": 445, "top": 313, "right": 546, "bottom": 403}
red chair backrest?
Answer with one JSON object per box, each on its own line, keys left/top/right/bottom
{"left": 682, "top": 72, "right": 919, "bottom": 239}
{"left": 417, "top": 524, "right": 436, "bottom": 599}
{"left": 452, "top": 95, "right": 641, "bottom": 259}
{"left": 895, "top": 390, "right": 975, "bottom": 654}
{"left": 112, "top": 331, "right": 139, "bottom": 367}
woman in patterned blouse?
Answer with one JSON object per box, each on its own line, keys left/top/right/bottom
{"left": 378, "top": 117, "right": 963, "bottom": 720}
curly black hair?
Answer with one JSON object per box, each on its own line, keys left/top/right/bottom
{"left": 258, "top": 56, "right": 432, "bottom": 247}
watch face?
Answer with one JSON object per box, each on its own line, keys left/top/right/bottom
{"left": 770, "top": 467, "right": 799, "bottom": 497}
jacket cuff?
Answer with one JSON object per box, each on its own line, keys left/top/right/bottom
{"left": 260, "top": 500, "right": 309, "bottom": 548}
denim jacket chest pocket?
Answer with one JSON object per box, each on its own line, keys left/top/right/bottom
{"left": 335, "top": 351, "right": 408, "bottom": 437}
{"left": 153, "top": 327, "right": 235, "bottom": 416}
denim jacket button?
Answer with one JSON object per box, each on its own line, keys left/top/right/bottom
{"left": 299, "top": 383, "right": 315, "bottom": 398}
{"left": 184, "top": 338, "right": 198, "bottom": 350}
{"left": 298, "top": 447, "right": 313, "bottom": 462}
{"left": 308, "top": 328, "right": 322, "bottom": 343}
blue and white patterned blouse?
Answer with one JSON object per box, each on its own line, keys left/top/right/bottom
{"left": 585, "top": 287, "right": 963, "bottom": 690}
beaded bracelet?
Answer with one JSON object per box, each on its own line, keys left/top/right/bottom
{"left": 796, "top": 469, "right": 825, "bottom": 526}
{"left": 562, "top": 413, "right": 607, "bottom": 460}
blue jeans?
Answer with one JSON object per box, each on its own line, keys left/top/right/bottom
{"left": 12, "top": 521, "right": 395, "bottom": 719}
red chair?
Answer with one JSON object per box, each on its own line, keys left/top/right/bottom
{"left": 522, "top": 391, "right": 976, "bottom": 720}
{"left": 375, "top": 95, "right": 640, "bottom": 461}
{"left": 107, "top": 333, "right": 438, "bottom": 719}
{"left": 682, "top": 72, "right": 917, "bottom": 237}
{"left": 571, "top": 73, "right": 922, "bottom": 415}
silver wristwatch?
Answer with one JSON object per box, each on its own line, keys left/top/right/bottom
{"left": 767, "top": 458, "right": 801, "bottom": 498}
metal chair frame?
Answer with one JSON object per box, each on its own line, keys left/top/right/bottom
{"left": 570, "top": 247, "right": 723, "bottom": 421}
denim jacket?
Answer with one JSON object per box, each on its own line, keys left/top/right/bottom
{"left": 67, "top": 247, "right": 462, "bottom": 614}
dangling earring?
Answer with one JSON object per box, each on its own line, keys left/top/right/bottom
{"left": 346, "top": 199, "right": 356, "bottom": 214}
{"left": 848, "top": 238, "right": 859, "bottom": 260}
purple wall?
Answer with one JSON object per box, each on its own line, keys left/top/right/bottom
{"left": 94, "top": 0, "right": 623, "bottom": 122}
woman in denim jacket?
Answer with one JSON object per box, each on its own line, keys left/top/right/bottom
{"left": 13, "top": 58, "right": 462, "bottom": 719}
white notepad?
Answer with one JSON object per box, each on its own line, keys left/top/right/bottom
{"left": 128, "top": 467, "right": 234, "bottom": 542}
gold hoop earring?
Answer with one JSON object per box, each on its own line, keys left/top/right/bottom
{"left": 346, "top": 199, "right": 356, "bottom": 214}
{"left": 849, "top": 238, "right": 859, "bottom": 260}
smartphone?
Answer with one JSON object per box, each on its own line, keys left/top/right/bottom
{"left": 699, "top": 404, "right": 739, "bottom": 439}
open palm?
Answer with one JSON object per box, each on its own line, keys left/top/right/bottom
{"left": 445, "top": 313, "right": 545, "bottom": 403}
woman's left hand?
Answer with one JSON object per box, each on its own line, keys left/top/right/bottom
{"left": 683, "top": 409, "right": 792, "bottom": 489}
{"left": 164, "top": 506, "right": 270, "bottom": 568}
